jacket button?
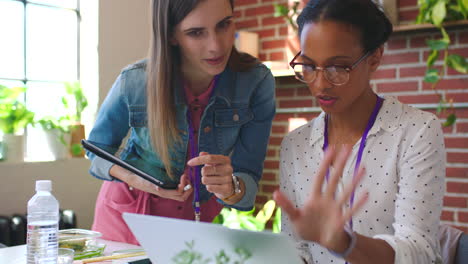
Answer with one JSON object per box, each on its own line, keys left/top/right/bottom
{"left": 233, "top": 114, "right": 239, "bottom": 122}
{"left": 204, "top": 126, "right": 211, "bottom": 133}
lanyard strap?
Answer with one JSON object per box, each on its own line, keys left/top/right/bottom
{"left": 322, "top": 96, "right": 383, "bottom": 230}
{"left": 186, "top": 75, "right": 219, "bottom": 222}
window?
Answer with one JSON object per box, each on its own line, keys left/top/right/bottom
{"left": 0, "top": 0, "right": 97, "bottom": 162}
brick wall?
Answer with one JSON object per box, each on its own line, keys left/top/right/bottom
{"left": 235, "top": 0, "right": 468, "bottom": 232}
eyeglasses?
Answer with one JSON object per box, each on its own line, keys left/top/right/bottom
{"left": 289, "top": 51, "right": 371, "bottom": 86}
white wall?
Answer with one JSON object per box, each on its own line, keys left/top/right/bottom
{"left": 98, "top": 0, "right": 151, "bottom": 105}
{"left": 0, "top": 0, "right": 152, "bottom": 230}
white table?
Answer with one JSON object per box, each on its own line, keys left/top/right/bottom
{"left": 0, "top": 238, "right": 144, "bottom": 264}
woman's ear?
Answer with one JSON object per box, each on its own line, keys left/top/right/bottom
{"left": 368, "top": 45, "right": 384, "bottom": 73}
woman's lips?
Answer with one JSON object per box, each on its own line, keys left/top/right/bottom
{"left": 205, "top": 56, "right": 224, "bottom": 65}
{"left": 317, "top": 96, "right": 338, "bottom": 107}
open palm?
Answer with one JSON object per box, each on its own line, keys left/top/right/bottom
{"left": 274, "top": 147, "right": 368, "bottom": 250}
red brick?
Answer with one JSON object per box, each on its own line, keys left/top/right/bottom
{"left": 262, "top": 184, "right": 279, "bottom": 193}
{"left": 447, "top": 67, "right": 468, "bottom": 76}
{"left": 459, "top": 212, "right": 468, "bottom": 223}
{"left": 459, "top": 31, "right": 468, "bottom": 44}
{"left": 279, "top": 26, "right": 288, "bottom": 36}
{"left": 279, "top": 99, "right": 313, "bottom": 108}
{"left": 263, "top": 160, "right": 279, "bottom": 169}
{"left": 259, "top": 53, "right": 267, "bottom": 62}
{"left": 441, "top": 210, "right": 455, "bottom": 221}
{"left": 274, "top": 113, "right": 295, "bottom": 121}
{"left": 245, "top": 5, "right": 274, "bottom": 16}
{"left": 270, "top": 51, "right": 285, "bottom": 61}
{"left": 377, "top": 81, "right": 419, "bottom": 93}
{"left": 397, "top": 94, "right": 440, "bottom": 104}
{"left": 398, "top": 0, "right": 417, "bottom": 8}
{"left": 387, "top": 38, "right": 407, "bottom": 50}
{"left": 447, "top": 92, "right": 468, "bottom": 103}
{"left": 269, "top": 136, "right": 283, "bottom": 146}
{"left": 255, "top": 195, "right": 268, "bottom": 205}
{"left": 234, "top": 10, "right": 242, "bottom": 19}
{"left": 410, "top": 35, "right": 429, "bottom": 48}
{"left": 262, "top": 16, "right": 285, "bottom": 27}
{"left": 262, "top": 172, "right": 277, "bottom": 181}
{"left": 262, "top": 39, "right": 286, "bottom": 50}
{"left": 236, "top": 0, "right": 258, "bottom": 6}
{"left": 271, "top": 125, "right": 287, "bottom": 134}
{"left": 444, "top": 137, "right": 468, "bottom": 148}
{"left": 372, "top": 69, "right": 397, "bottom": 80}
{"left": 422, "top": 78, "right": 468, "bottom": 91}
{"left": 446, "top": 181, "right": 468, "bottom": 193}
{"left": 451, "top": 47, "right": 468, "bottom": 58}
{"left": 446, "top": 167, "right": 468, "bottom": 179}
{"left": 399, "top": 9, "right": 419, "bottom": 22}
{"left": 400, "top": 66, "right": 431, "bottom": 78}
{"left": 297, "top": 87, "right": 311, "bottom": 96}
{"left": 267, "top": 149, "right": 276, "bottom": 157}
{"left": 453, "top": 226, "right": 468, "bottom": 233}
{"left": 256, "top": 28, "right": 275, "bottom": 38}
{"left": 443, "top": 125, "right": 454, "bottom": 134}
{"left": 457, "top": 122, "right": 468, "bottom": 133}
{"left": 276, "top": 88, "right": 295, "bottom": 97}
{"left": 381, "top": 52, "right": 420, "bottom": 65}
{"left": 443, "top": 196, "right": 467, "bottom": 208}
{"left": 297, "top": 113, "right": 319, "bottom": 120}
{"left": 429, "top": 109, "right": 468, "bottom": 119}
{"left": 447, "top": 152, "right": 468, "bottom": 163}
{"left": 236, "top": 19, "right": 258, "bottom": 29}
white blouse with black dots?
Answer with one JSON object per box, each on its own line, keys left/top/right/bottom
{"left": 280, "top": 96, "right": 446, "bottom": 264}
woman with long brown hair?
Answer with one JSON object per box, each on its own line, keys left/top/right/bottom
{"left": 86, "top": 0, "right": 275, "bottom": 244}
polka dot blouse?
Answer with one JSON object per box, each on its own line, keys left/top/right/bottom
{"left": 279, "top": 96, "right": 446, "bottom": 264}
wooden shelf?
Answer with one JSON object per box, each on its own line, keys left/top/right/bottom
{"left": 393, "top": 20, "right": 468, "bottom": 33}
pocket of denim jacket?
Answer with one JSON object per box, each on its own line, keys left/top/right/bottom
{"left": 129, "top": 105, "right": 147, "bottom": 127}
{"left": 214, "top": 107, "right": 253, "bottom": 127}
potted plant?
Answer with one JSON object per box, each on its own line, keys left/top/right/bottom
{"left": 62, "top": 81, "right": 88, "bottom": 157}
{"left": 37, "top": 116, "right": 72, "bottom": 160}
{"left": 273, "top": 1, "right": 301, "bottom": 61}
{"left": 416, "top": 0, "right": 468, "bottom": 126}
{"left": 0, "top": 85, "right": 35, "bottom": 163}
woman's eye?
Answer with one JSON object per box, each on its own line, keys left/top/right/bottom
{"left": 187, "top": 30, "right": 203, "bottom": 37}
{"left": 218, "top": 20, "right": 232, "bottom": 29}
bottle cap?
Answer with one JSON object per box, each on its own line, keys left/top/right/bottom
{"left": 36, "top": 180, "right": 52, "bottom": 192}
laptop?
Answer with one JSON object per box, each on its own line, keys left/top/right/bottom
{"left": 122, "top": 213, "right": 303, "bottom": 264}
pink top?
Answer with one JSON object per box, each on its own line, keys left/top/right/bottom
{"left": 92, "top": 78, "right": 223, "bottom": 245}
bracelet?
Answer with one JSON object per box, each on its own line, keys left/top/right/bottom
{"left": 328, "top": 228, "right": 357, "bottom": 259}
{"left": 222, "top": 175, "right": 242, "bottom": 202}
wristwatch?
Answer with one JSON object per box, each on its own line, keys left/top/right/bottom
{"left": 222, "top": 174, "right": 242, "bottom": 202}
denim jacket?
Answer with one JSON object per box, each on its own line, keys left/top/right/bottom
{"left": 87, "top": 59, "right": 276, "bottom": 210}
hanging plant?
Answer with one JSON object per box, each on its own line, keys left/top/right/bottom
{"left": 417, "top": 0, "right": 468, "bottom": 126}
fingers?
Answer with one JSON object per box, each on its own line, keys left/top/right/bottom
{"left": 156, "top": 186, "right": 192, "bottom": 202}
{"left": 205, "top": 184, "right": 232, "bottom": 196}
{"left": 201, "top": 164, "right": 233, "bottom": 177}
{"left": 324, "top": 146, "right": 352, "bottom": 199}
{"left": 187, "top": 153, "right": 231, "bottom": 167}
{"left": 273, "top": 190, "right": 300, "bottom": 221}
{"left": 312, "top": 147, "right": 335, "bottom": 195}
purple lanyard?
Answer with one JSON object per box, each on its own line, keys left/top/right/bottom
{"left": 186, "top": 75, "right": 219, "bottom": 222}
{"left": 322, "top": 96, "right": 383, "bottom": 231}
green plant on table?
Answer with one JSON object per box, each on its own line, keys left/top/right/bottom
{"left": 62, "top": 81, "right": 88, "bottom": 124}
{"left": 416, "top": 0, "right": 468, "bottom": 126}
{"left": 0, "top": 85, "right": 35, "bottom": 135}
{"left": 37, "top": 116, "right": 72, "bottom": 146}
{"left": 212, "top": 200, "right": 281, "bottom": 233}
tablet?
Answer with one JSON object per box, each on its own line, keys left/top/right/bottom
{"left": 81, "top": 139, "right": 177, "bottom": 189}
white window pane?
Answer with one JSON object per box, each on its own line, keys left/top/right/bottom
{"left": 0, "top": 0, "right": 24, "bottom": 80}
{"left": 28, "top": 0, "right": 77, "bottom": 9}
{"left": 25, "top": 81, "right": 67, "bottom": 162}
{"left": 26, "top": 5, "right": 78, "bottom": 82}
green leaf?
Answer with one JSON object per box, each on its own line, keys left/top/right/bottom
{"left": 272, "top": 208, "right": 281, "bottom": 233}
{"left": 255, "top": 200, "right": 276, "bottom": 223}
{"left": 424, "top": 68, "right": 440, "bottom": 83}
{"left": 458, "top": 0, "right": 468, "bottom": 17}
{"left": 436, "top": 100, "right": 444, "bottom": 114}
{"left": 426, "top": 39, "right": 449, "bottom": 50}
{"left": 443, "top": 113, "right": 456, "bottom": 127}
{"left": 427, "top": 49, "right": 440, "bottom": 67}
{"left": 273, "top": 4, "right": 289, "bottom": 17}
{"left": 431, "top": 1, "right": 447, "bottom": 26}
{"left": 446, "top": 54, "right": 468, "bottom": 73}
{"left": 71, "top": 143, "right": 83, "bottom": 156}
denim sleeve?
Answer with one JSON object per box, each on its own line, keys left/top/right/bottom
{"left": 87, "top": 72, "right": 130, "bottom": 181}
{"left": 220, "top": 69, "right": 276, "bottom": 211}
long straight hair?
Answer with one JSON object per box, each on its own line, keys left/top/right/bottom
{"left": 147, "top": 0, "right": 258, "bottom": 179}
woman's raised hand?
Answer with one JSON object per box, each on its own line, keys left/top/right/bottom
{"left": 274, "top": 146, "right": 368, "bottom": 252}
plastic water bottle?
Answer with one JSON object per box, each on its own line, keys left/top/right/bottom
{"left": 27, "top": 180, "right": 59, "bottom": 264}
